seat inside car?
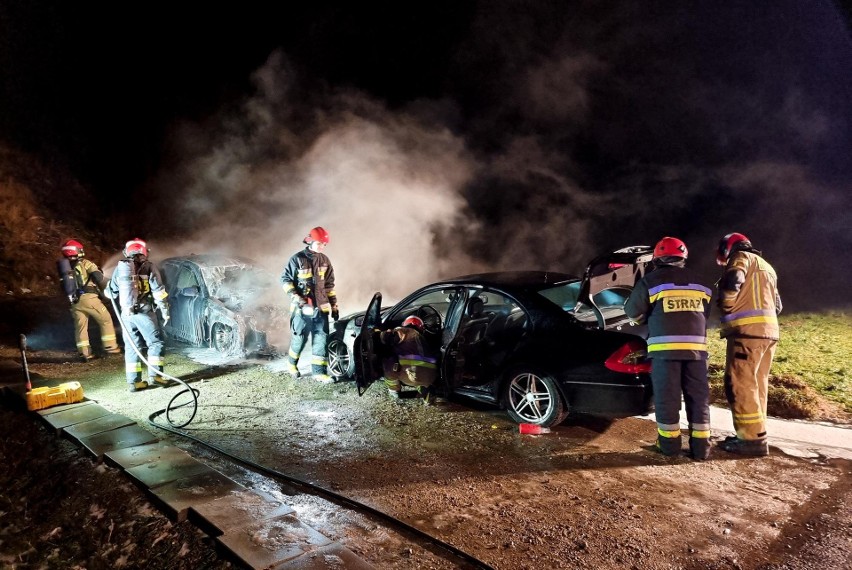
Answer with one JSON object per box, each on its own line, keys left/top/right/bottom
{"left": 461, "top": 297, "right": 491, "bottom": 344}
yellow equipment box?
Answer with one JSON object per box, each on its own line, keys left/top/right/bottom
{"left": 26, "top": 382, "right": 85, "bottom": 411}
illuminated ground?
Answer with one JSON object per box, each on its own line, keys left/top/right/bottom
{"left": 2, "top": 297, "right": 851, "bottom": 569}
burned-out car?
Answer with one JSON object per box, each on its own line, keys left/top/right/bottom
{"left": 160, "top": 255, "right": 285, "bottom": 356}
{"left": 329, "top": 246, "right": 656, "bottom": 427}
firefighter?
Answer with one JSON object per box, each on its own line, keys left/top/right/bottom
{"left": 376, "top": 315, "right": 438, "bottom": 405}
{"left": 108, "top": 238, "right": 172, "bottom": 392}
{"left": 625, "top": 237, "right": 713, "bottom": 460}
{"left": 57, "top": 239, "right": 121, "bottom": 361}
{"left": 715, "top": 232, "right": 782, "bottom": 456}
{"left": 280, "top": 227, "right": 339, "bottom": 383}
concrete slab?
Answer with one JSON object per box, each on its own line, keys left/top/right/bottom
{"left": 40, "top": 402, "right": 112, "bottom": 434}
{"left": 216, "top": 513, "right": 333, "bottom": 570}
{"left": 78, "top": 424, "right": 159, "bottom": 460}
{"left": 35, "top": 399, "right": 94, "bottom": 416}
{"left": 149, "top": 469, "right": 247, "bottom": 522}
{"left": 272, "top": 543, "right": 375, "bottom": 569}
{"left": 190, "top": 488, "right": 295, "bottom": 537}
{"left": 104, "top": 441, "right": 194, "bottom": 470}
{"left": 124, "top": 454, "right": 213, "bottom": 490}
{"left": 62, "top": 413, "right": 136, "bottom": 442}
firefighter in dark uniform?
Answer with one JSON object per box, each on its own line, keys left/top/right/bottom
{"left": 625, "top": 237, "right": 713, "bottom": 460}
{"left": 108, "top": 238, "right": 171, "bottom": 392}
{"left": 376, "top": 315, "right": 438, "bottom": 405}
{"left": 57, "top": 239, "right": 121, "bottom": 361}
{"left": 715, "top": 232, "right": 782, "bottom": 456}
{"left": 280, "top": 227, "right": 339, "bottom": 383}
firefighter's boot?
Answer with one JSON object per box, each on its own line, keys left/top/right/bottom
{"left": 128, "top": 381, "right": 148, "bottom": 393}
{"left": 314, "top": 374, "right": 333, "bottom": 384}
{"left": 689, "top": 437, "right": 711, "bottom": 461}
{"left": 656, "top": 434, "right": 682, "bottom": 457}
{"left": 416, "top": 385, "right": 434, "bottom": 406}
{"left": 283, "top": 361, "right": 300, "bottom": 378}
{"left": 719, "top": 437, "right": 768, "bottom": 457}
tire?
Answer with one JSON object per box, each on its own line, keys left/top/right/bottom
{"left": 328, "top": 339, "right": 354, "bottom": 380}
{"left": 503, "top": 368, "right": 568, "bottom": 427}
{"left": 211, "top": 322, "right": 239, "bottom": 354}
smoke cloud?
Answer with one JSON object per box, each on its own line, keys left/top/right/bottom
{"left": 139, "top": 2, "right": 851, "bottom": 315}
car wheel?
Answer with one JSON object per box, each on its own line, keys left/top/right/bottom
{"left": 503, "top": 369, "right": 568, "bottom": 427}
{"left": 328, "top": 339, "right": 354, "bottom": 380}
{"left": 211, "top": 322, "right": 238, "bottom": 354}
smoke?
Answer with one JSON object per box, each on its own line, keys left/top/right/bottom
{"left": 146, "top": 52, "right": 477, "bottom": 312}
{"left": 140, "top": 3, "right": 851, "bottom": 314}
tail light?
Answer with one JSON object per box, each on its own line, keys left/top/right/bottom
{"left": 605, "top": 340, "right": 651, "bottom": 374}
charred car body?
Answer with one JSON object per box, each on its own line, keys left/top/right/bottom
{"left": 160, "top": 255, "right": 284, "bottom": 356}
{"left": 329, "top": 247, "right": 656, "bottom": 427}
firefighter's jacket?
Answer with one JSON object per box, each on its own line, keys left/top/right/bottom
{"left": 625, "top": 263, "right": 712, "bottom": 360}
{"left": 378, "top": 326, "right": 438, "bottom": 387}
{"left": 280, "top": 248, "right": 337, "bottom": 314}
{"left": 717, "top": 250, "right": 781, "bottom": 340}
{"left": 60, "top": 258, "right": 107, "bottom": 300}
{"left": 109, "top": 257, "right": 168, "bottom": 315}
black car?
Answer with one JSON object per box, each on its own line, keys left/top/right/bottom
{"left": 159, "top": 255, "right": 285, "bottom": 356}
{"left": 328, "top": 247, "right": 656, "bottom": 427}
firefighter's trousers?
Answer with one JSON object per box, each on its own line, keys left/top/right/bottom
{"left": 382, "top": 359, "right": 437, "bottom": 392}
{"left": 287, "top": 310, "right": 329, "bottom": 375}
{"left": 724, "top": 337, "right": 777, "bottom": 441}
{"left": 651, "top": 358, "right": 710, "bottom": 455}
{"left": 71, "top": 293, "right": 119, "bottom": 358}
{"left": 122, "top": 311, "right": 165, "bottom": 384}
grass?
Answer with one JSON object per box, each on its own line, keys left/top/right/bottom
{"left": 707, "top": 311, "right": 852, "bottom": 419}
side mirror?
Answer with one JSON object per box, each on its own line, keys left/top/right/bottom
{"left": 180, "top": 286, "right": 200, "bottom": 297}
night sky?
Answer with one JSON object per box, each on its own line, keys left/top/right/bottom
{"left": 2, "top": 2, "right": 851, "bottom": 311}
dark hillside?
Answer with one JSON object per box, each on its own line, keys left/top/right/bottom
{"left": 0, "top": 142, "right": 121, "bottom": 296}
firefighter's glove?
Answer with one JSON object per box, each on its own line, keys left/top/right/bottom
{"left": 296, "top": 295, "right": 307, "bottom": 308}
{"left": 331, "top": 305, "right": 339, "bottom": 321}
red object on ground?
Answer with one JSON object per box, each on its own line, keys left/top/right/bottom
{"left": 519, "top": 423, "right": 551, "bottom": 434}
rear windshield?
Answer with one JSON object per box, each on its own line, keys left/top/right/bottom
{"left": 538, "top": 283, "right": 631, "bottom": 324}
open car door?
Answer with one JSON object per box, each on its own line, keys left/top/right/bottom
{"left": 577, "top": 246, "right": 654, "bottom": 329}
{"left": 354, "top": 292, "right": 384, "bottom": 396}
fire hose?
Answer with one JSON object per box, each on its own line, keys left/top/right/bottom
{"left": 109, "top": 295, "right": 200, "bottom": 428}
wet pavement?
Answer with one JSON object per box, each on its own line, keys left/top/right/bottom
{"left": 15, "top": 395, "right": 374, "bottom": 570}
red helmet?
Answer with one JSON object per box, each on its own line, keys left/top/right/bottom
{"left": 61, "top": 239, "right": 85, "bottom": 259}
{"left": 304, "top": 226, "right": 330, "bottom": 245}
{"left": 124, "top": 238, "right": 148, "bottom": 258}
{"left": 402, "top": 316, "right": 425, "bottom": 332}
{"left": 653, "top": 237, "right": 688, "bottom": 260}
{"left": 716, "top": 232, "right": 749, "bottom": 266}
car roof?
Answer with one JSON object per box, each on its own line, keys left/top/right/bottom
{"left": 437, "top": 271, "right": 578, "bottom": 291}
{"left": 162, "top": 254, "right": 259, "bottom": 269}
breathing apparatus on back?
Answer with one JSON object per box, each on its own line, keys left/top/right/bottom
{"left": 111, "top": 237, "right": 158, "bottom": 316}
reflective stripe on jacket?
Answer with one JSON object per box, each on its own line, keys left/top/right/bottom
{"left": 73, "top": 258, "right": 106, "bottom": 295}
{"left": 280, "top": 248, "right": 337, "bottom": 314}
{"left": 624, "top": 264, "right": 711, "bottom": 360}
{"left": 717, "top": 250, "right": 781, "bottom": 340}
